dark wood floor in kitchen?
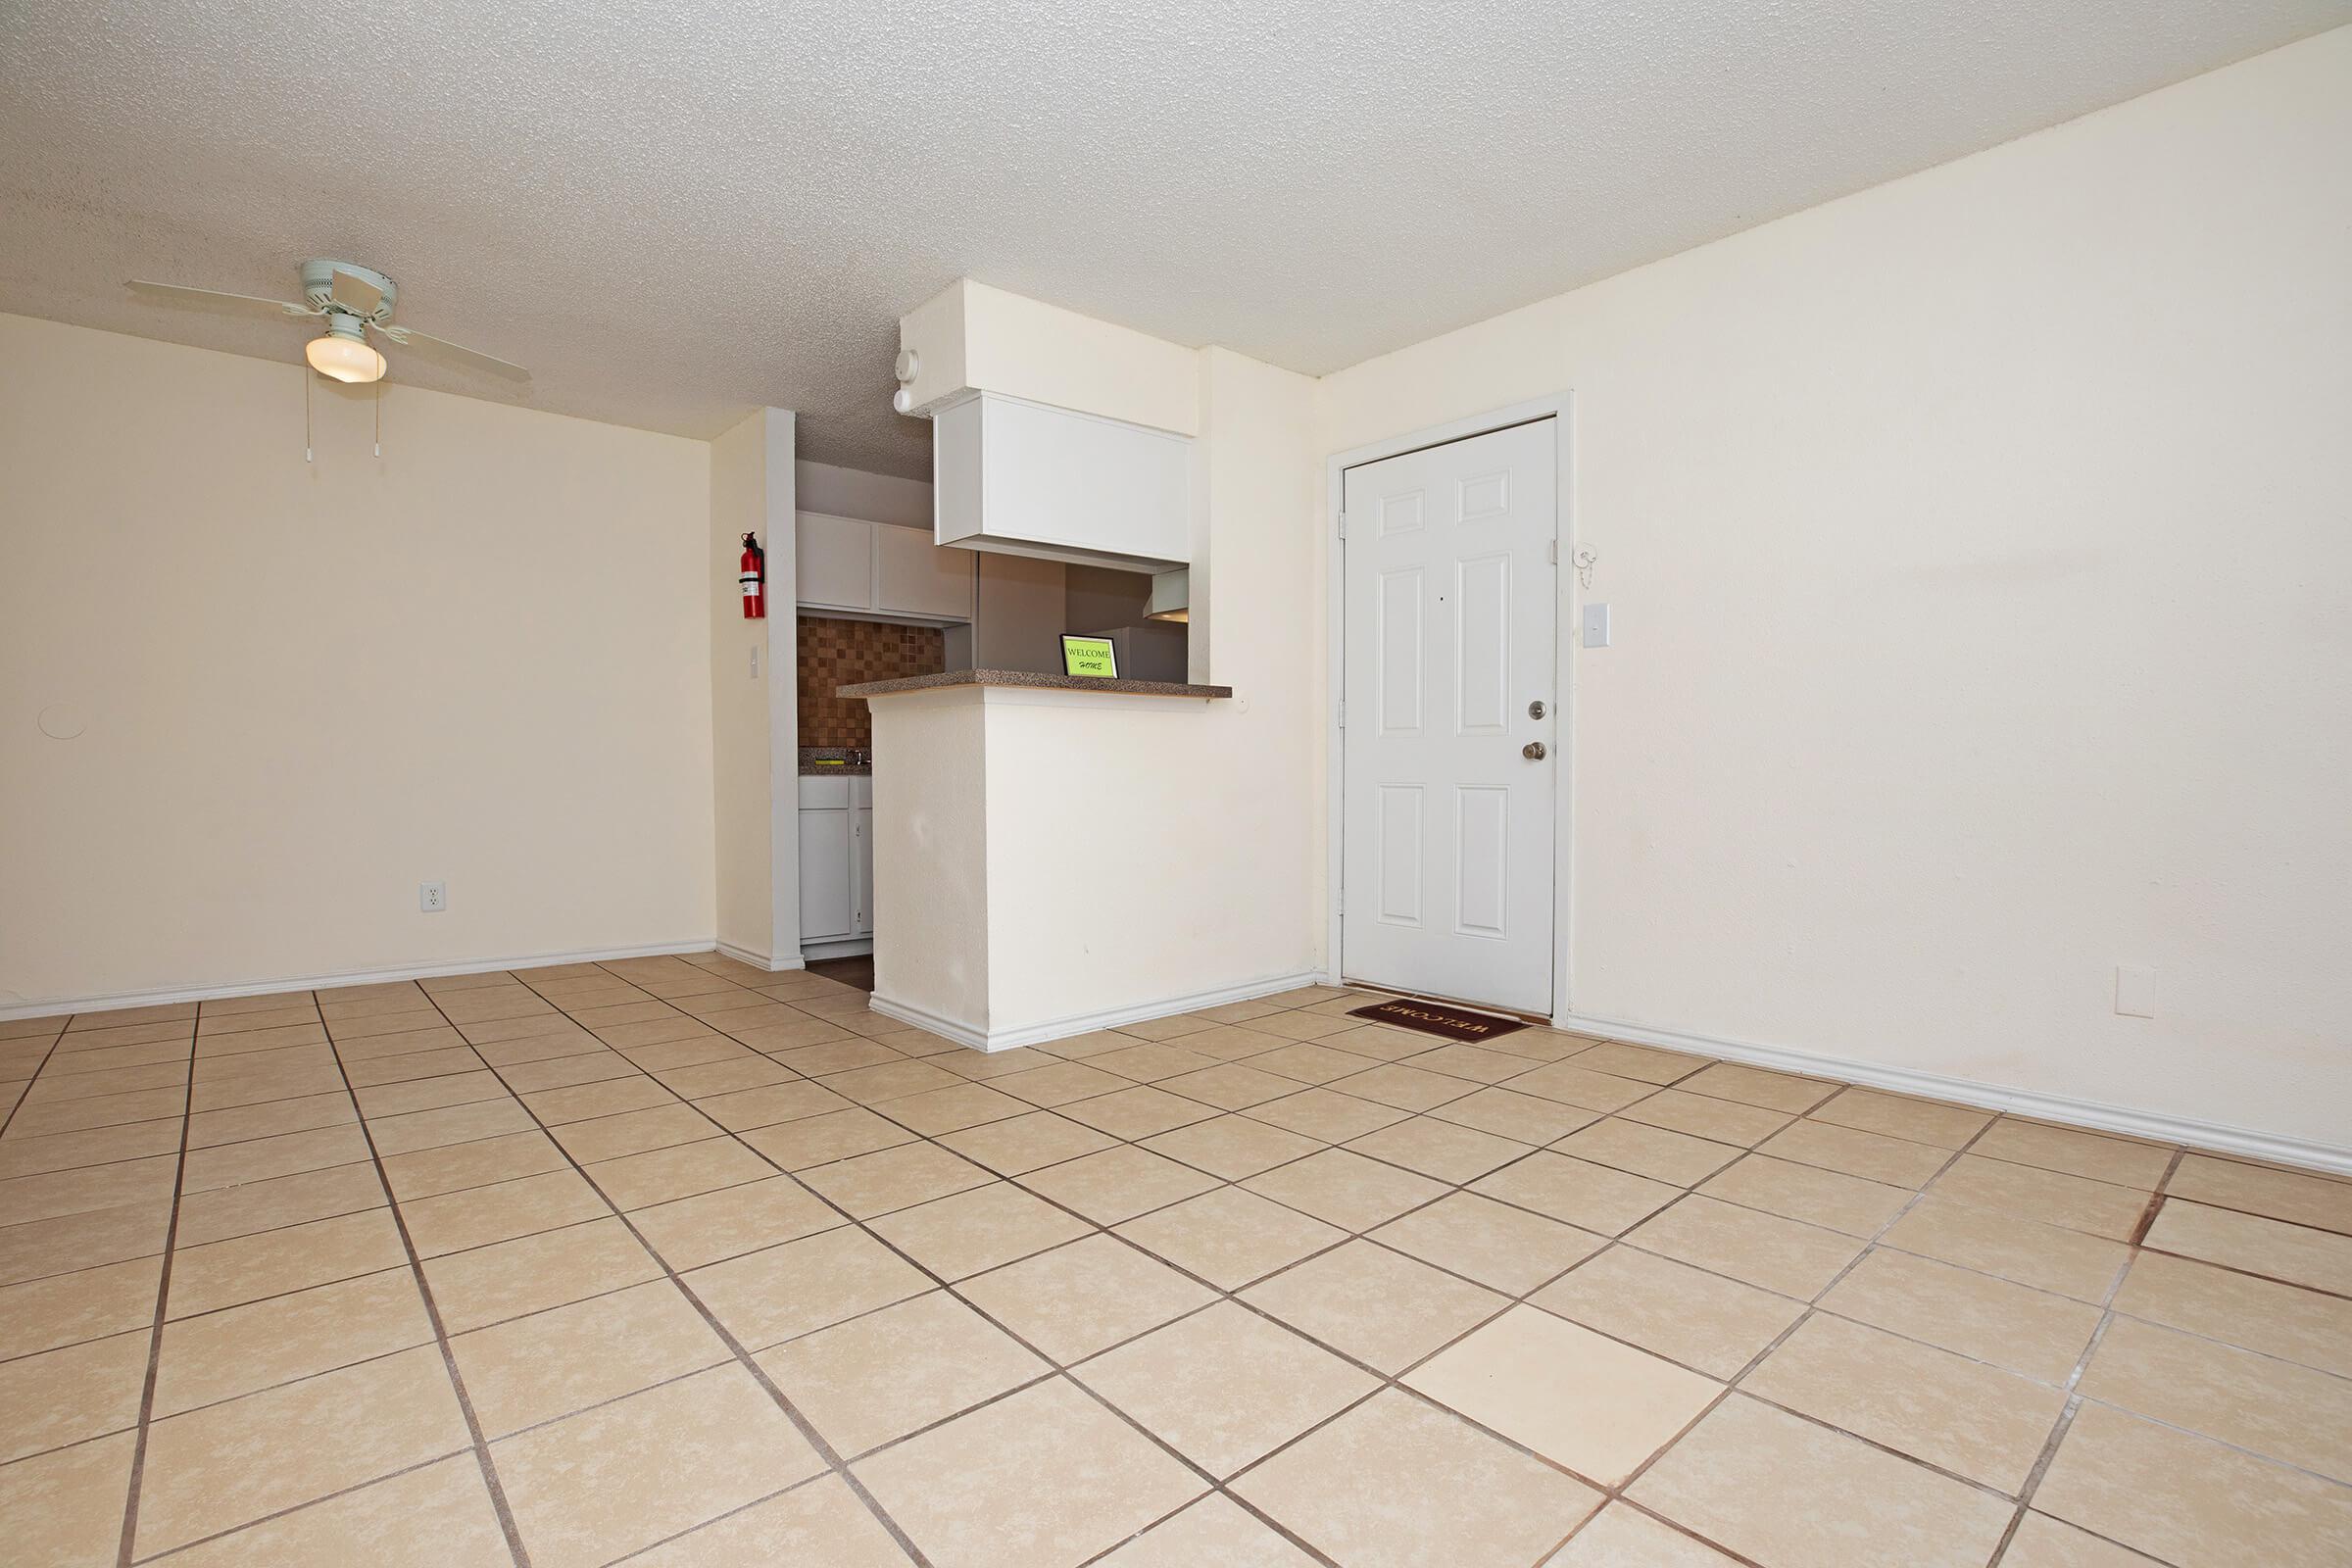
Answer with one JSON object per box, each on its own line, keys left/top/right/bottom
{"left": 807, "top": 954, "right": 874, "bottom": 992}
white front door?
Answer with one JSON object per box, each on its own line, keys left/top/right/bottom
{"left": 1342, "top": 418, "right": 1558, "bottom": 1014}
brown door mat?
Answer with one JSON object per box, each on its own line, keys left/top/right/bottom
{"left": 1347, "top": 995, "right": 1529, "bottom": 1043}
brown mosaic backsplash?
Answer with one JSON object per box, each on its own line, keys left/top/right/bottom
{"left": 798, "top": 615, "right": 946, "bottom": 747}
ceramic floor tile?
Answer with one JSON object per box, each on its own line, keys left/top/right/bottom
{"left": 1143, "top": 1113, "right": 1322, "bottom": 1180}
{"left": 1409, "top": 1304, "right": 1720, "bottom": 1485}
{"left": 0, "top": 1196, "right": 171, "bottom": 1284}
{"left": 935, "top": 1109, "right": 1117, "bottom": 1175}
{"left": 1973, "top": 1120, "right": 2175, "bottom": 1191}
{"left": 153, "top": 1266, "right": 433, "bottom": 1416}
{"left": 1931, "top": 1154, "right": 2150, "bottom": 1241}
{"left": 1345, "top": 1115, "right": 1531, "bottom": 1183}
{"left": 0, "top": 1431, "right": 134, "bottom": 1568}
{"left": 1233, "top": 1389, "right": 1601, "bottom": 1568}
{"left": 451, "top": 1277, "right": 730, "bottom": 1437}
{"left": 1553, "top": 1117, "right": 1743, "bottom": 1186}
{"left": 2166, "top": 1153, "right": 2352, "bottom": 1234}
{"left": 399, "top": 1167, "right": 609, "bottom": 1257}
{"left": 1428, "top": 1085, "right": 1602, "bottom": 1144}
{"left": 1820, "top": 1246, "right": 2102, "bottom": 1382}
{"left": 491, "top": 1363, "right": 824, "bottom": 1568}
{"left": 746, "top": 1105, "right": 923, "bottom": 1170}
{"left": 630, "top": 1473, "right": 912, "bottom": 1567}
{"left": 1884, "top": 1193, "right": 2132, "bottom": 1302}
{"left": 2141, "top": 1198, "right": 2352, "bottom": 1295}
{"left": 1808, "top": 1087, "right": 1992, "bottom": 1148}
{"left": 1243, "top": 1238, "right": 1506, "bottom": 1373}
{"left": 136, "top": 1450, "right": 511, "bottom": 1568}
{"left": 134, "top": 1344, "right": 468, "bottom": 1557}
{"left": 1076, "top": 1299, "right": 1377, "bottom": 1477}
{"left": 853, "top": 1376, "right": 1205, "bottom": 1568}
{"left": 1472, "top": 1151, "right": 1683, "bottom": 1235}
{"left": 1625, "top": 1195, "right": 1865, "bottom": 1299}
{"left": 0, "top": 1330, "right": 150, "bottom": 1463}
{"left": 2034, "top": 1400, "right": 2352, "bottom": 1568}
{"left": 956, "top": 1234, "right": 1216, "bottom": 1362}
{"left": 590, "top": 1134, "right": 777, "bottom": 1210}
{"left": 1701, "top": 1152, "right": 1916, "bottom": 1238}
{"left": 1371, "top": 1190, "right": 1604, "bottom": 1295}
{"left": 683, "top": 1224, "right": 930, "bottom": 1349}
{"left": 627, "top": 1173, "right": 841, "bottom": 1270}
{"left": 1018, "top": 1145, "right": 1220, "bottom": 1225}
{"left": 1245, "top": 1087, "right": 1413, "bottom": 1144}
{"left": 1617, "top": 1088, "right": 1792, "bottom": 1147}
{"left": 1532, "top": 1244, "right": 1806, "bottom": 1380}
{"left": 550, "top": 1102, "right": 723, "bottom": 1163}
{"left": 420, "top": 1215, "right": 662, "bottom": 1333}
{"left": 1094, "top": 1494, "right": 1321, "bottom": 1567}
{"left": 873, "top": 1079, "right": 1031, "bottom": 1135}
{"left": 866, "top": 1179, "right": 1093, "bottom": 1280}
{"left": 2077, "top": 1314, "right": 2352, "bottom": 1482}
{"left": 1243, "top": 1147, "right": 1448, "bottom": 1232}
{"left": 799, "top": 1139, "right": 993, "bottom": 1218}
{"left": 1755, "top": 1116, "right": 1954, "bottom": 1188}
{"left": 1546, "top": 1502, "right": 1743, "bottom": 1566}
{"left": 1741, "top": 1312, "right": 2065, "bottom": 1493}
{"left": 758, "top": 1289, "right": 1047, "bottom": 1455}
{"left": 2110, "top": 1248, "right": 2352, "bottom": 1378}
{"left": 377, "top": 1129, "right": 565, "bottom": 1201}
{"left": 1628, "top": 1395, "right": 2013, "bottom": 1568}
{"left": 164, "top": 1207, "right": 407, "bottom": 1318}
{"left": 1997, "top": 1511, "right": 2168, "bottom": 1568}
{"left": 1113, "top": 1185, "right": 1349, "bottom": 1290}
{"left": 0, "top": 1255, "right": 162, "bottom": 1360}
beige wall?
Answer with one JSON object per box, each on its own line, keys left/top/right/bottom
{"left": 1318, "top": 28, "right": 2352, "bottom": 1154}
{"left": 1, "top": 313, "right": 717, "bottom": 1007}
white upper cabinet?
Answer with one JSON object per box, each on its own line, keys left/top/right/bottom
{"left": 796, "top": 513, "right": 974, "bottom": 623}
{"left": 932, "top": 391, "right": 1192, "bottom": 571}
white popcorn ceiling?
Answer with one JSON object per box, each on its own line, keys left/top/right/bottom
{"left": 4, "top": 0, "right": 2344, "bottom": 475}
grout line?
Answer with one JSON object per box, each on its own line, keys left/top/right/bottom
{"left": 314, "top": 1007, "right": 536, "bottom": 1568}
{"left": 110, "top": 1029, "right": 197, "bottom": 1568}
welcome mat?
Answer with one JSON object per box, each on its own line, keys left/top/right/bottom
{"left": 1348, "top": 996, "right": 1529, "bottom": 1043}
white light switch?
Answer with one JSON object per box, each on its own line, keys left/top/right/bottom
{"left": 2115, "top": 963, "right": 2156, "bottom": 1018}
{"left": 1581, "top": 603, "right": 1611, "bottom": 648}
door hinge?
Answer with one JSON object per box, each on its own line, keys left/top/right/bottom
{"left": 1336, "top": 698, "right": 1346, "bottom": 729}
{"left": 1547, "top": 541, "right": 1559, "bottom": 564}
{"left": 1336, "top": 886, "right": 1344, "bottom": 915}
{"left": 1336, "top": 510, "right": 1348, "bottom": 539}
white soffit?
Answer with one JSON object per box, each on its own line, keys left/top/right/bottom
{"left": 2, "top": 1, "right": 2344, "bottom": 474}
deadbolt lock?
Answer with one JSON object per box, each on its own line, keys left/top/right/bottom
{"left": 1528, "top": 700, "right": 1546, "bottom": 719}
{"left": 1523, "top": 741, "right": 1548, "bottom": 760}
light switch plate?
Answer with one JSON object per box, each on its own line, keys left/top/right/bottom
{"left": 1581, "top": 602, "right": 1611, "bottom": 648}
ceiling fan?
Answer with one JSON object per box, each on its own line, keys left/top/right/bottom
{"left": 127, "top": 259, "right": 528, "bottom": 384}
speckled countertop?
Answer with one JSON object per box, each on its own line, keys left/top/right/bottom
{"left": 838, "top": 668, "right": 1233, "bottom": 700}
{"left": 797, "top": 747, "right": 870, "bottom": 775}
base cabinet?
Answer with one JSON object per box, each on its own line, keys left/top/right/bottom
{"left": 798, "top": 775, "right": 873, "bottom": 945}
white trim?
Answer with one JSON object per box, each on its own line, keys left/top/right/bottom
{"left": 872, "top": 969, "right": 1323, "bottom": 1054}
{"left": 0, "top": 939, "right": 721, "bottom": 1022}
{"left": 800, "top": 937, "right": 873, "bottom": 961}
{"left": 1323, "top": 394, "right": 1576, "bottom": 1018}
{"left": 716, "top": 941, "right": 808, "bottom": 973}
{"left": 1556, "top": 1009, "right": 2352, "bottom": 1177}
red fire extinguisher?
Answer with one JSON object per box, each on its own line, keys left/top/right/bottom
{"left": 739, "top": 533, "right": 766, "bottom": 619}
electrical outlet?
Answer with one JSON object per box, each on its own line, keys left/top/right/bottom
{"left": 2114, "top": 963, "right": 2155, "bottom": 1017}
{"left": 419, "top": 881, "right": 447, "bottom": 913}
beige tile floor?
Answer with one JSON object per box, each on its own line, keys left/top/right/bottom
{"left": 3, "top": 957, "right": 2349, "bottom": 1566}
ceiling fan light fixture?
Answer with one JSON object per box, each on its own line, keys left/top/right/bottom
{"left": 305, "top": 318, "right": 385, "bottom": 383}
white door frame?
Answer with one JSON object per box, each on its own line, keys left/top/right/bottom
{"left": 1324, "top": 393, "right": 1576, "bottom": 1023}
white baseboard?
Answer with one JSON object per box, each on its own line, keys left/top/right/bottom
{"left": 1556, "top": 1009, "right": 2352, "bottom": 1178}
{"left": 714, "top": 942, "right": 807, "bottom": 974}
{"left": 0, "top": 938, "right": 723, "bottom": 1022}
{"left": 873, "top": 969, "right": 1324, "bottom": 1054}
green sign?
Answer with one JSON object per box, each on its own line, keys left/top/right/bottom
{"left": 1060, "top": 634, "right": 1119, "bottom": 679}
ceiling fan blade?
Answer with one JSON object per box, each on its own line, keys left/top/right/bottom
{"left": 379, "top": 325, "right": 530, "bottom": 381}
{"left": 328, "top": 267, "right": 383, "bottom": 316}
{"left": 127, "top": 279, "right": 314, "bottom": 318}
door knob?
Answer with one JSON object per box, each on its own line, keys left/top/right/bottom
{"left": 1523, "top": 741, "right": 1547, "bottom": 760}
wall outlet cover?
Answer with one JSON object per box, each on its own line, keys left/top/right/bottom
{"left": 420, "top": 881, "right": 448, "bottom": 913}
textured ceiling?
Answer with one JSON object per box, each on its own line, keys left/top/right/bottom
{"left": 4, "top": 2, "right": 2346, "bottom": 475}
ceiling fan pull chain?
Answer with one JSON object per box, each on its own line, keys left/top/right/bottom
{"left": 303, "top": 364, "right": 314, "bottom": 465}
{"left": 374, "top": 379, "right": 382, "bottom": 458}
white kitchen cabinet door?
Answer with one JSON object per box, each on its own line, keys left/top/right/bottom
{"left": 798, "top": 808, "right": 854, "bottom": 941}
{"left": 933, "top": 391, "right": 1192, "bottom": 570}
{"left": 850, "top": 804, "right": 875, "bottom": 936}
{"left": 874, "top": 521, "right": 976, "bottom": 621}
{"left": 797, "top": 513, "right": 875, "bottom": 612}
